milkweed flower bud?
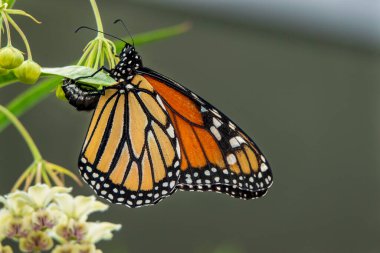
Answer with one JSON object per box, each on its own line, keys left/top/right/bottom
{"left": 0, "top": 46, "right": 24, "bottom": 70}
{"left": 55, "top": 86, "right": 68, "bottom": 101}
{"left": 13, "top": 60, "right": 41, "bottom": 84}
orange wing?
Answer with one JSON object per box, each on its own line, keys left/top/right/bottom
{"left": 139, "top": 68, "right": 273, "bottom": 199}
{"left": 78, "top": 77, "right": 181, "bottom": 208}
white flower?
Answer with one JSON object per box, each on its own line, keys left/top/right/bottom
{"left": 0, "top": 209, "right": 12, "bottom": 241}
{"left": 53, "top": 243, "right": 102, "bottom": 253}
{"left": 0, "top": 195, "right": 33, "bottom": 217}
{"left": 53, "top": 194, "right": 108, "bottom": 222}
{"left": 0, "top": 184, "right": 122, "bottom": 251}
{"left": 84, "top": 222, "right": 121, "bottom": 244}
{"left": 9, "top": 184, "right": 71, "bottom": 209}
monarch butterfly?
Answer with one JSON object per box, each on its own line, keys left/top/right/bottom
{"left": 62, "top": 33, "right": 273, "bottom": 208}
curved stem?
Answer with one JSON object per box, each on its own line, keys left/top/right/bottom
{"left": 12, "top": 162, "right": 35, "bottom": 192}
{"left": 90, "top": 0, "right": 104, "bottom": 38}
{"left": 0, "top": 105, "right": 42, "bottom": 161}
{"left": 1, "top": 12, "right": 11, "bottom": 45}
{"left": 77, "top": 40, "right": 95, "bottom": 65}
{"left": 6, "top": 13, "right": 32, "bottom": 59}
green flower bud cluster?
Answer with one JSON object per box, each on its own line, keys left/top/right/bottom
{"left": 0, "top": 2, "right": 42, "bottom": 84}
{"left": 0, "top": 184, "right": 121, "bottom": 253}
{"left": 13, "top": 60, "right": 41, "bottom": 85}
{"left": 0, "top": 47, "right": 41, "bottom": 84}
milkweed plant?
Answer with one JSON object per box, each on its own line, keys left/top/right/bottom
{"left": 0, "top": 0, "right": 190, "bottom": 252}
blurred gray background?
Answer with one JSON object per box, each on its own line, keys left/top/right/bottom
{"left": 1, "top": 0, "right": 379, "bottom": 252}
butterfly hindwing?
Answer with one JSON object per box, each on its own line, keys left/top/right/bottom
{"left": 138, "top": 68, "right": 273, "bottom": 199}
{"left": 78, "top": 77, "right": 181, "bottom": 208}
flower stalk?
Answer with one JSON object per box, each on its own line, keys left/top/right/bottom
{"left": 0, "top": 105, "right": 42, "bottom": 161}
{"left": 1, "top": 11, "right": 11, "bottom": 46}
{"left": 0, "top": 105, "right": 81, "bottom": 192}
{"left": 5, "top": 13, "right": 32, "bottom": 59}
{"left": 90, "top": 0, "right": 104, "bottom": 37}
{"left": 77, "top": 0, "right": 117, "bottom": 70}
{"left": 0, "top": 3, "right": 41, "bottom": 60}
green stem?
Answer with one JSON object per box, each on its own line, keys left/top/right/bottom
{"left": 0, "top": 105, "right": 42, "bottom": 161}
{"left": 6, "top": 13, "right": 32, "bottom": 59}
{"left": 89, "top": 0, "right": 104, "bottom": 38}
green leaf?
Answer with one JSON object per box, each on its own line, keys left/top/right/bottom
{"left": 42, "top": 66, "right": 116, "bottom": 86}
{"left": 0, "top": 22, "right": 191, "bottom": 132}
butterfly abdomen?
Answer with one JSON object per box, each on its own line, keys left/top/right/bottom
{"left": 62, "top": 78, "right": 101, "bottom": 111}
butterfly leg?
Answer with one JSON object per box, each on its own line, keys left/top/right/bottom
{"left": 74, "top": 66, "right": 112, "bottom": 82}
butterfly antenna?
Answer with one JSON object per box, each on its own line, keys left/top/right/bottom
{"left": 113, "top": 19, "right": 135, "bottom": 47}
{"left": 75, "top": 26, "right": 127, "bottom": 43}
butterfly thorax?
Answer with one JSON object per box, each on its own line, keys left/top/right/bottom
{"left": 110, "top": 44, "right": 143, "bottom": 82}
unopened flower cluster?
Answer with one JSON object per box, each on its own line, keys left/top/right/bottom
{"left": 0, "top": 1, "right": 41, "bottom": 84}
{"left": 0, "top": 184, "right": 121, "bottom": 253}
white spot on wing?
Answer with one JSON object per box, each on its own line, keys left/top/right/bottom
{"left": 229, "top": 138, "right": 240, "bottom": 148}
{"left": 156, "top": 95, "right": 166, "bottom": 110}
{"left": 227, "top": 154, "right": 237, "bottom": 165}
{"left": 213, "top": 117, "right": 222, "bottom": 128}
{"left": 167, "top": 125, "right": 175, "bottom": 138}
{"left": 176, "top": 140, "right": 181, "bottom": 158}
{"left": 261, "top": 163, "right": 268, "bottom": 172}
{"left": 210, "top": 126, "right": 221, "bottom": 141}
{"left": 236, "top": 136, "right": 246, "bottom": 144}
{"left": 211, "top": 108, "right": 221, "bottom": 118}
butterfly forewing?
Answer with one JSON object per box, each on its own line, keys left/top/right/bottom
{"left": 78, "top": 78, "right": 181, "bottom": 208}
{"left": 139, "top": 68, "right": 273, "bottom": 199}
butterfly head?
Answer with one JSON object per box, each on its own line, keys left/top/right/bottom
{"left": 111, "top": 43, "right": 143, "bottom": 82}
